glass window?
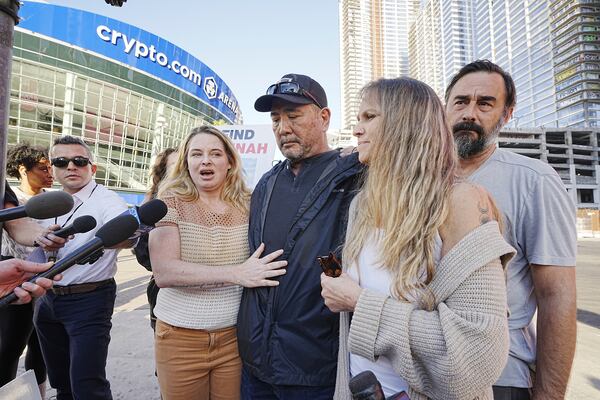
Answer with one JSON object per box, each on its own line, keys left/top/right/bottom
{"left": 101, "top": 100, "right": 114, "bottom": 119}
{"left": 99, "top": 117, "right": 112, "bottom": 136}
{"left": 86, "top": 93, "right": 100, "bottom": 114}
{"left": 38, "top": 66, "right": 55, "bottom": 83}
{"left": 114, "top": 122, "right": 124, "bottom": 138}
{"left": 20, "top": 74, "right": 38, "bottom": 93}
{"left": 115, "top": 101, "right": 127, "bottom": 122}
{"left": 56, "top": 45, "right": 74, "bottom": 62}
{"left": 558, "top": 104, "right": 584, "bottom": 118}
{"left": 71, "top": 113, "right": 83, "bottom": 129}
{"left": 74, "top": 77, "right": 86, "bottom": 91}
{"left": 73, "top": 52, "right": 88, "bottom": 69}
{"left": 85, "top": 115, "right": 98, "bottom": 132}
{"left": 38, "top": 81, "right": 54, "bottom": 100}
{"left": 39, "top": 41, "right": 58, "bottom": 58}
{"left": 22, "top": 35, "right": 40, "bottom": 52}
{"left": 87, "top": 81, "right": 101, "bottom": 94}
{"left": 72, "top": 89, "right": 85, "bottom": 110}
{"left": 53, "top": 85, "right": 65, "bottom": 107}
{"left": 10, "top": 74, "right": 19, "bottom": 92}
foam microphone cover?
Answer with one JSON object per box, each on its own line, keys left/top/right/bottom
{"left": 50, "top": 216, "right": 98, "bottom": 243}
{"left": 96, "top": 214, "right": 139, "bottom": 247}
{"left": 349, "top": 370, "right": 385, "bottom": 400}
{"left": 72, "top": 215, "right": 97, "bottom": 233}
{"left": 137, "top": 199, "right": 168, "bottom": 225}
{"left": 24, "top": 191, "right": 74, "bottom": 219}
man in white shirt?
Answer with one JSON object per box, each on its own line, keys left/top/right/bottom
{"left": 33, "top": 136, "right": 129, "bottom": 400}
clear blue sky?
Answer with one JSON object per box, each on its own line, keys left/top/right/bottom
{"left": 42, "top": 0, "right": 342, "bottom": 128}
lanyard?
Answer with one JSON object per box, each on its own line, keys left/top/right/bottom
{"left": 55, "top": 183, "right": 99, "bottom": 228}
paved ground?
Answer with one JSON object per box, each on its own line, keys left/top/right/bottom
{"left": 19, "top": 240, "right": 600, "bottom": 399}
{"left": 566, "top": 239, "right": 600, "bottom": 399}
{"left": 24, "top": 254, "right": 161, "bottom": 400}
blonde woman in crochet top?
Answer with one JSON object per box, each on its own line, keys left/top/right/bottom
{"left": 320, "top": 78, "right": 515, "bottom": 400}
{"left": 149, "top": 126, "right": 287, "bottom": 400}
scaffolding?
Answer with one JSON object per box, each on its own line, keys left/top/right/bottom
{"left": 498, "top": 128, "right": 600, "bottom": 210}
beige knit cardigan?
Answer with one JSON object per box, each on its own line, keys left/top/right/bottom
{"left": 334, "top": 221, "right": 515, "bottom": 400}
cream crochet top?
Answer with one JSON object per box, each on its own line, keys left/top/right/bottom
{"left": 334, "top": 201, "right": 515, "bottom": 400}
{"left": 153, "top": 196, "right": 249, "bottom": 330}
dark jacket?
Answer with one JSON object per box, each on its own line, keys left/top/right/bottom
{"left": 237, "top": 152, "right": 362, "bottom": 387}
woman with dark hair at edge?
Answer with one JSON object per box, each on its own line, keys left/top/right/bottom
{"left": 0, "top": 143, "right": 54, "bottom": 397}
{"left": 321, "top": 78, "right": 515, "bottom": 400}
{"left": 133, "top": 147, "right": 178, "bottom": 330}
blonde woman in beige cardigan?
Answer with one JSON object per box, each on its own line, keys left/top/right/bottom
{"left": 320, "top": 78, "right": 515, "bottom": 400}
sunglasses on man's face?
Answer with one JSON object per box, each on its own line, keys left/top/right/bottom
{"left": 51, "top": 156, "right": 92, "bottom": 168}
{"left": 266, "top": 81, "right": 323, "bottom": 109}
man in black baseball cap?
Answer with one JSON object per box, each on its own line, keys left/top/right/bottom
{"left": 254, "top": 73, "right": 330, "bottom": 165}
{"left": 254, "top": 73, "right": 328, "bottom": 111}
{"left": 237, "top": 74, "right": 362, "bottom": 398}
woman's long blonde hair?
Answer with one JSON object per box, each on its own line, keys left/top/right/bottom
{"left": 343, "top": 78, "right": 458, "bottom": 308}
{"left": 158, "top": 125, "right": 251, "bottom": 213}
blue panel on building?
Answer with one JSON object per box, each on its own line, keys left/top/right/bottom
{"left": 18, "top": 1, "right": 240, "bottom": 122}
{"left": 116, "top": 191, "right": 147, "bottom": 207}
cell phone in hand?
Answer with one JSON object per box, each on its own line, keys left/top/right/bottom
{"left": 317, "top": 252, "right": 342, "bottom": 277}
{"left": 388, "top": 391, "right": 410, "bottom": 400}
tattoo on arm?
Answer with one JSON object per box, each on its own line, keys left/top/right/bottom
{"left": 478, "top": 200, "right": 491, "bottom": 225}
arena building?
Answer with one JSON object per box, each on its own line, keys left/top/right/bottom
{"left": 8, "top": 1, "right": 242, "bottom": 203}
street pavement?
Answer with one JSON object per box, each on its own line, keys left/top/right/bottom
{"left": 20, "top": 240, "right": 600, "bottom": 399}
{"left": 566, "top": 239, "right": 600, "bottom": 399}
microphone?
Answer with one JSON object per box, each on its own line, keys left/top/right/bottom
{"left": 51, "top": 215, "right": 97, "bottom": 238}
{"left": 349, "top": 371, "right": 410, "bottom": 400}
{"left": 0, "top": 191, "right": 74, "bottom": 223}
{"left": 350, "top": 371, "right": 385, "bottom": 400}
{"left": 0, "top": 214, "right": 139, "bottom": 308}
{"left": 48, "top": 216, "right": 97, "bottom": 262}
{"left": 122, "top": 199, "right": 167, "bottom": 239}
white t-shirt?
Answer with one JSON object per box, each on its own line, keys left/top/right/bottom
{"left": 468, "top": 148, "right": 576, "bottom": 387}
{"left": 347, "top": 229, "right": 442, "bottom": 397}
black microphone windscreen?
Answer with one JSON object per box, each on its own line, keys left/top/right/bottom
{"left": 138, "top": 199, "right": 167, "bottom": 225}
{"left": 72, "top": 215, "right": 97, "bottom": 233}
{"left": 349, "top": 370, "right": 381, "bottom": 396}
{"left": 95, "top": 214, "right": 139, "bottom": 247}
{"left": 24, "top": 191, "right": 74, "bottom": 219}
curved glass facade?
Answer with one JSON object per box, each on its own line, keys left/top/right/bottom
{"left": 8, "top": 2, "right": 241, "bottom": 199}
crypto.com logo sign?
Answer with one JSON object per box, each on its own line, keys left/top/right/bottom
{"left": 96, "top": 25, "right": 202, "bottom": 86}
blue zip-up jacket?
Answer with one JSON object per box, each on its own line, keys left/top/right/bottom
{"left": 237, "top": 152, "right": 362, "bottom": 387}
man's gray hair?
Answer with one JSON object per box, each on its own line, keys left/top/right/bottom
{"left": 50, "top": 135, "right": 94, "bottom": 161}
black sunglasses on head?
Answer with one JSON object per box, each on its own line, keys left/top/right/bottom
{"left": 51, "top": 156, "right": 92, "bottom": 168}
{"left": 266, "top": 80, "right": 323, "bottom": 108}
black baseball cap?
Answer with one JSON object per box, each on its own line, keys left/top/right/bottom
{"left": 254, "top": 73, "right": 328, "bottom": 112}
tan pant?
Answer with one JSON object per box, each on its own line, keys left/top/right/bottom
{"left": 155, "top": 320, "right": 241, "bottom": 400}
